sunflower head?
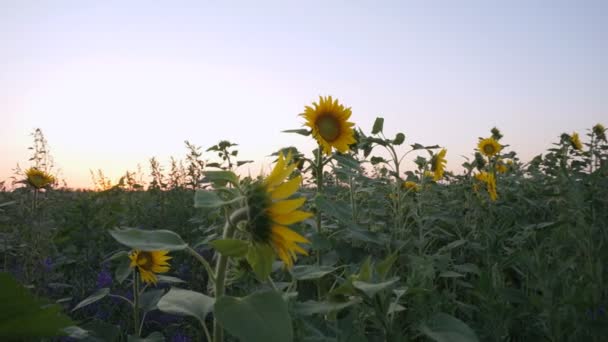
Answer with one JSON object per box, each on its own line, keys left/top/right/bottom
{"left": 478, "top": 138, "right": 502, "bottom": 157}
{"left": 245, "top": 152, "right": 312, "bottom": 268}
{"left": 402, "top": 181, "right": 420, "bottom": 192}
{"left": 129, "top": 250, "right": 171, "bottom": 285}
{"left": 474, "top": 172, "right": 497, "bottom": 201}
{"left": 496, "top": 160, "right": 508, "bottom": 174}
{"left": 570, "top": 132, "right": 583, "bottom": 150}
{"left": 301, "top": 96, "right": 356, "bottom": 155}
{"left": 431, "top": 149, "right": 447, "bottom": 181}
{"left": 593, "top": 123, "right": 606, "bottom": 141}
{"left": 25, "top": 168, "right": 55, "bottom": 189}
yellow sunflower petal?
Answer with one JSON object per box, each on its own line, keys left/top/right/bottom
{"left": 270, "top": 176, "right": 302, "bottom": 200}
{"left": 269, "top": 197, "right": 307, "bottom": 215}
{"left": 272, "top": 210, "right": 313, "bottom": 225}
{"left": 272, "top": 225, "right": 310, "bottom": 243}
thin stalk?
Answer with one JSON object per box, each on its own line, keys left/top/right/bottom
{"left": 315, "top": 147, "right": 324, "bottom": 266}
{"left": 187, "top": 246, "right": 216, "bottom": 285}
{"left": 132, "top": 272, "right": 140, "bottom": 337}
{"left": 213, "top": 207, "right": 248, "bottom": 342}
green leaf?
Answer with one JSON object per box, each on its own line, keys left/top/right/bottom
{"left": 377, "top": 252, "right": 398, "bottom": 280}
{"left": 371, "top": 117, "right": 384, "bottom": 134}
{"left": 104, "top": 250, "right": 129, "bottom": 263}
{"left": 127, "top": 331, "right": 165, "bottom": 342}
{"left": 79, "top": 319, "right": 121, "bottom": 342}
{"left": 0, "top": 273, "right": 73, "bottom": 338}
{"left": 353, "top": 277, "right": 399, "bottom": 297}
{"left": 210, "top": 239, "right": 249, "bottom": 257}
{"left": 290, "top": 265, "right": 336, "bottom": 281}
{"left": 139, "top": 289, "right": 165, "bottom": 312}
{"left": 215, "top": 291, "right": 293, "bottom": 342}
{"left": 315, "top": 195, "right": 352, "bottom": 224}
{"left": 115, "top": 257, "right": 132, "bottom": 284}
{"left": 203, "top": 170, "right": 239, "bottom": 187}
{"left": 156, "top": 275, "right": 186, "bottom": 284}
{"left": 109, "top": 227, "right": 187, "bottom": 251}
{"left": 246, "top": 244, "right": 275, "bottom": 280}
{"left": 282, "top": 129, "right": 311, "bottom": 136}
{"left": 370, "top": 156, "right": 387, "bottom": 165}
{"left": 72, "top": 288, "right": 110, "bottom": 312}
{"left": 419, "top": 313, "right": 479, "bottom": 342}
{"left": 438, "top": 271, "right": 464, "bottom": 278}
{"left": 157, "top": 288, "right": 215, "bottom": 325}
{"left": 194, "top": 190, "right": 243, "bottom": 208}
{"left": 393, "top": 133, "right": 405, "bottom": 145}
{"left": 357, "top": 257, "right": 372, "bottom": 282}
{"left": 293, "top": 298, "right": 362, "bottom": 316}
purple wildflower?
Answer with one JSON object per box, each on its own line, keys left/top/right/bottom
{"left": 171, "top": 332, "right": 190, "bottom": 342}
{"left": 97, "top": 268, "right": 112, "bottom": 288}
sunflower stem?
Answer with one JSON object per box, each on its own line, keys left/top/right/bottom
{"left": 132, "top": 271, "right": 140, "bottom": 337}
{"left": 187, "top": 246, "right": 216, "bottom": 285}
{"left": 314, "top": 147, "right": 324, "bottom": 301}
{"left": 213, "top": 207, "right": 249, "bottom": 342}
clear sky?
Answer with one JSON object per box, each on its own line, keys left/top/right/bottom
{"left": 1, "top": 1, "right": 606, "bottom": 188}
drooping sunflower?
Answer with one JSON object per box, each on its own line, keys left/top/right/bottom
{"left": 570, "top": 132, "right": 583, "bottom": 150}
{"left": 301, "top": 96, "right": 356, "bottom": 155}
{"left": 593, "top": 123, "right": 606, "bottom": 141}
{"left": 246, "top": 152, "right": 312, "bottom": 268}
{"left": 431, "top": 149, "right": 447, "bottom": 181}
{"left": 402, "top": 181, "right": 420, "bottom": 192}
{"left": 25, "top": 167, "right": 55, "bottom": 189}
{"left": 496, "top": 160, "right": 508, "bottom": 174}
{"left": 478, "top": 138, "right": 502, "bottom": 157}
{"left": 129, "top": 250, "right": 171, "bottom": 284}
{"left": 474, "top": 172, "right": 497, "bottom": 201}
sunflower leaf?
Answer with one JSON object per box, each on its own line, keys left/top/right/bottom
{"left": 109, "top": 227, "right": 188, "bottom": 251}
{"left": 202, "top": 171, "right": 239, "bottom": 187}
{"left": 282, "top": 129, "right": 311, "bottom": 136}
{"left": 194, "top": 190, "right": 243, "bottom": 208}
{"left": 210, "top": 239, "right": 249, "bottom": 258}
{"left": 246, "top": 244, "right": 275, "bottom": 281}
{"left": 393, "top": 133, "right": 406, "bottom": 145}
{"left": 72, "top": 288, "right": 110, "bottom": 312}
{"left": 419, "top": 312, "right": 479, "bottom": 342}
{"left": 215, "top": 290, "right": 293, "bottom": 342}
{"left": 115, "top": 257, "right": 132, "bottom": 284}
{"left": 290, "top": 265, "right": 337, "bottom": 281}
{"left": 157, "top": 288, "right": 215, "bottom": 326}
{"left": 372, "top": 117, "right": 384, "bottom": 134}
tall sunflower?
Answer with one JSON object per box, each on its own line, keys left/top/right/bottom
{"left": 129, "top": 250, "right": 171, "bottom": 284}
{"left": 301, "top": 96, "right": 356, "bottom": 155}
{"left": 431, "top": 149, "right": 447, "bottom": 181}
{"left": 25, "top": 167, "right": 55, "bottom": 189}
{"left": 570, "top": 132, "right": 583, "bottom": 150}
{"left": 478, "top": 138, "right": 502, "bottom": 157}
{"left": 246, "top": 152, "right": 312, "bottom": 268}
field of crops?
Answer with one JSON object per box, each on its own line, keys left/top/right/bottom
{"left": 1, "top": 98, "right": 607, "bottom": 341}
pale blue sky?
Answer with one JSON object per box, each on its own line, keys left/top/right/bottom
{"left": 1, "top": 1, "right": 606, "bottom": 188}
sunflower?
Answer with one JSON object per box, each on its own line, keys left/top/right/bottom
{"left": 431, "top": 149, "right": 447, "bottom": 181}
{"left": 478, "top": 138, "right": 502, "bottom": 157}
{"left": 402, "top": 181, "right": 420, "bottom": 192}
{"left": 474, "top": 172, "right": 497, "bottom": 201}
{"left": 496, "top": 161, "right": 508, "bottom": 174}
{"left": 301, "top": 96, "right": 356, "bottom": 155}
{"left": 25, "top": 167, "right": 55, "bottom": 189}
{"left": 593, "top": 123, "right": 606, "bottom": 141}
{"left": 129, "top": 250, "right": 171, "bottom": 284}
{"left": 570, "top": 132, "right": 582, "bottom": 150}
{"left": 246, "top": 152, "right": 312, "bottom": 268}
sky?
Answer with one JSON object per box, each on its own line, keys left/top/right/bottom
{"left": 1, "top": 1, "right": 606, "bottom": 189}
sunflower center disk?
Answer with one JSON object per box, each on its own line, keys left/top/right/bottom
{"left": 483, "top": 145, "right": 495, "bottom": 155}
{"left": 137, "top": 252, "right": 154, "bottom": 270}
{"left": 316, "top": 115, "right": 341, "bottom": 142}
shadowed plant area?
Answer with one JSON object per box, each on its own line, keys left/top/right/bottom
{"left": 1, "top": 103, "right": 607, "bottom": 341}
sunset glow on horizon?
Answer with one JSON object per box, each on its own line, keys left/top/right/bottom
{"left": 1, "top": 1, "right": 606, "bottom": 189}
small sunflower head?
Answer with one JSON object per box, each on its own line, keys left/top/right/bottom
{"left": 478, "top": 138, "right": 502, "bottom": 157}
{"left": 301, "top": 96, "right": 356, "bottom": 155}
{"left": 496, "top": 160, "right": 508, "bottom": 174}
{"left": 402, "top": 181, "right": 420, "bottom": 192}
{"left": 129, "top": 250, "right": 171, "bottom": 285}
{"left": 430, "top": 149, "right": 447, "bottom": 181}
{"left": 25, "top": 168, "right": 55, "bottom": 189}
{"left": 593, "top": 123, "right": 606, "bottom": 141}
{"left": 570, "top": 132, "right": 583, "bottom": 150}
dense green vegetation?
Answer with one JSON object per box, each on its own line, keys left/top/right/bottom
{"left": 1, "top": 120, "right": 607, "bottom": 342}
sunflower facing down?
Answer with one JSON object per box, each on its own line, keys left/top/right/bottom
{"left": 129, "top": 250, "right": 171, "bottom": 284}
{"left": 570, "top": 132, "right": 583, "bottom": 151}
{"left": 431, "top": 149, "right": 447, "bottom": 181}
{"left": 25, "top": 167, "right": 55, "bottom": 189}
{"left": 402, "top": 181, "right": 420, "bottom": 192}
{"left": 247, "top": 152, "right": 312, "bottom": 268}
{"left": 475, "top": 172, "right": 498, "bottom": 201}
{"left": 301, "top": 96, "right": 356, "bottom": 155}
{"left": 478, "top": 138, "right": 502, "bottom": 157}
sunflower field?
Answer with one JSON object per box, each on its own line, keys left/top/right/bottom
{"left": 1, "top": 98, "right": 607, "bottom": 342}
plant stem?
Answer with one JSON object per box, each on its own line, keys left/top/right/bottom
{"left": 213, "top": 207, "right": 248, "bottom": 342}
{"left": 315, "top": 147, "right": 324, "bottom": 266}
{"left": 133, "top": 272, "right": 140, "bottom": 337}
